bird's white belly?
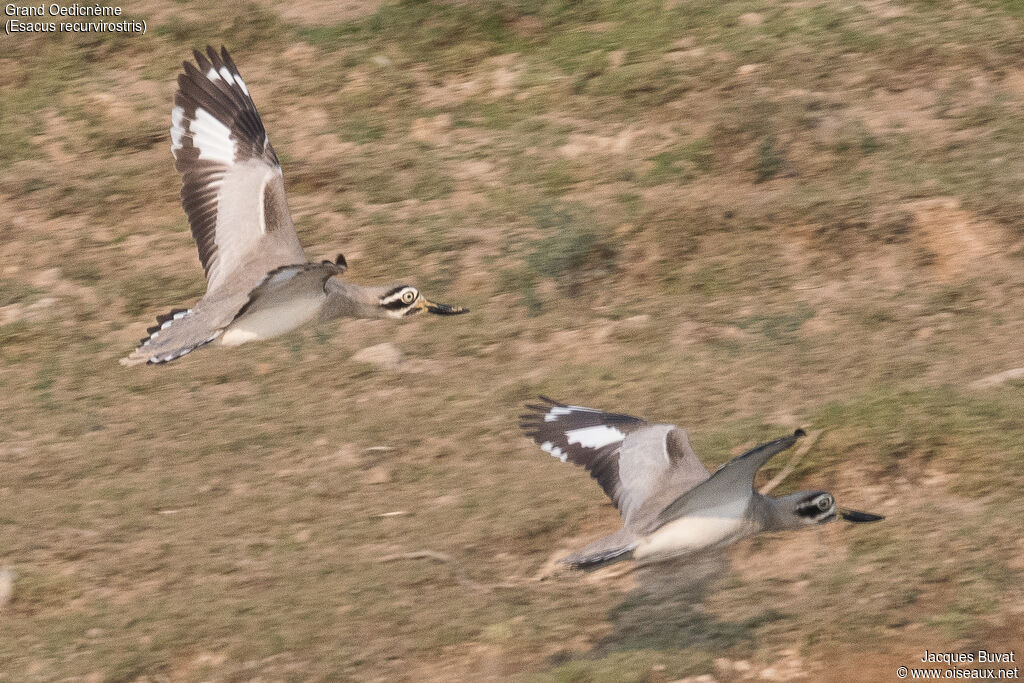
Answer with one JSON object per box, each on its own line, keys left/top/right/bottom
{"left": 634, "top": 499, "right": 750, "bottom": 560}
{"left": 219, "top": 296, "right": 323, "bottom": 346}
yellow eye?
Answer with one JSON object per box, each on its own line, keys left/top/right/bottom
{"left": 402, "top": 290, "right": 416, "bottom": 304}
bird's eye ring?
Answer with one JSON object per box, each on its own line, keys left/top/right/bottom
{"left": 402, "top": 290, "right": 417, "bottom": 304}
{"left": 818, "top": 495, "right": 833, "bottom": 511}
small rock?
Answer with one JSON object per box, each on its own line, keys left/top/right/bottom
{"left": 352, "top": 343, "right": 403, "bottom": 370}
{"left": 410, "top": 114, "right": 453, "bottom": 146}
{"left": 0, "top": 297, "right": 57, "bottom": 325}
{"left": 330, "top": 443, "right": 360, "bottom": 467}
{"left": 491, "top": 66, "right": 519, "bottom": 97}
{"left": 0, "top": 567, "right": 14, "bottom": 609}
{"left": 0, "top": 304, "right": 22, "bottom": 325}
{"left": 969, "top": 368, "right": 1024, "bottom": 390}
{"left": 620, "top": 314, "right": 650, "bottom": 327}
{"left": 32, "top": 268, "right": 61, "bottom": 287}
{"left": 363, "top": 465, "right": 394, "bottom": 485}
{"left": 194, "top": 652, "right": 228, "bottom": 667}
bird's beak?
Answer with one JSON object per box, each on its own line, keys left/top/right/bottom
{"left": 417, "top": 297, "right": 469, "bottom": 315}
{"left": 838, "top": 507, "right": 885, "bottom": 523}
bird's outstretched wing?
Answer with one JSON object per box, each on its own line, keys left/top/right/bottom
{"left": 649, "top": 430, "right": 805, "bottom": 531}
{"left": 172, "top": 46, "right": 306, "bottom": 295}
{"left": 521, "top": 397, "right": 707, "bottom": 523}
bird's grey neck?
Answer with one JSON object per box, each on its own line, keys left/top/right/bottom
{"left": 750, "top": 493, "right": 802, "bottom": 532}
{"left": 320, "top": 280, "right": 387, "bottom": 320}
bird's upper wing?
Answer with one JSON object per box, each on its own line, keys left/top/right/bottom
{"left": 647, "top": 430, "right": 804, "bottom": 532}
{"left": 172, "top": 46, "right": 307, "bottom": 295}
{"left": 520, "top": 397, "right": 708, "bottom": 523}
{"left": 231, "top": 261, "right": 345, "bottom": 322}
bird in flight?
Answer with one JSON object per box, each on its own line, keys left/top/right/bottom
{"left": 521, "top": 397, "right": 883, "bottom": 568}
{"left": 122, "top": 46, "right": 467, "bottom": 366}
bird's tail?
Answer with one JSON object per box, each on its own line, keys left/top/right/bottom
{"left": 561, "top": 529, "right": 638, "bottom": 569}
{"left": 120, "top": 307, "right": 222, "bottom": 365}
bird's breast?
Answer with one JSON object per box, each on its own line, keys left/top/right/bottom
{"left": 634, "top": 499, "right": 752, "bottom": 561}
{"left": 220, "top": 291, "right": 326, "bottom": 346}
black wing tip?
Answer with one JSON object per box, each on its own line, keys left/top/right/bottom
{"left": 794, "top": 428, "right": 807, "bottom": 438}
{"left": 319, "top": 254, "right": 347, "bottom": 274}
{"left": 561, "top": 546, "right": 635, "bottom": 569}
{"left": 521, "top": 396, "right": 564, "bottom": 415}
{"left": 195, "top": 45, "right": 227, "bottom": 62}
{"left": 184, "top": 45, "right": 235, "bottom": 80}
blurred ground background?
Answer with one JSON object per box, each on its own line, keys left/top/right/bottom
{"left": 2, "top": 0, "right": 1024, "bottom": 680}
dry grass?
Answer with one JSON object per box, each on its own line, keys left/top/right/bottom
{"left": 2, "top": 0, "right": 1024, "bottom": 680}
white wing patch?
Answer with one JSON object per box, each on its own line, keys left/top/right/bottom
{"left": 267, "top": 268, "right": 300, "bottom": 285}
{"left": 566, "top": 425, "right": 625, "bottom": 449}
{"left": 192, "top": 108, "right": 236, "bottom": 163}
{"left": 545, "top": 406, "right": 573, "bottom": 421}
{"left": 205, "top": 64, "right": 250, "bottom": 94}
{"left": 541, "top": 440, "right": 568, "bottom": 462}
{"left": 170, "top": 106, "right": 185, "bottom": 152}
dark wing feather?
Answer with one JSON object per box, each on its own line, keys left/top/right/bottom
{"left": 520, "top": 397, "right": 648, "bottom": 511}
{"left": 171, "top": 46, "right": 304, "bottom": 291}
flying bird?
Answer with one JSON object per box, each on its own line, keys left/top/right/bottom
{"left": 122, "top": 46, "right": 467, "bottom": 366}
{"left": 521, "top": 397, "right": 883, "bottom": 568}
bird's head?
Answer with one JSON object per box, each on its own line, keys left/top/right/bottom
{"left": 377, "top": 284, "right": 469, "bottom": 319}
{"left": 778, "top": 490, "right": 885, "bottom": 527}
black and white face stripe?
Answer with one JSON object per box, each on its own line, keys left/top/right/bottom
{"left": 796, "top": 492, "right": 835, "bottom": 520}
{"left": 380, "top": 285, "right": 419, "bottom": 311}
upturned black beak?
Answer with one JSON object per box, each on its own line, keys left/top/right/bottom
{"left": 420, "top": 298, "right": 469, "bottom": 315}
{"left": 838, "top": 507, "right": 885, "bottom": 523}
